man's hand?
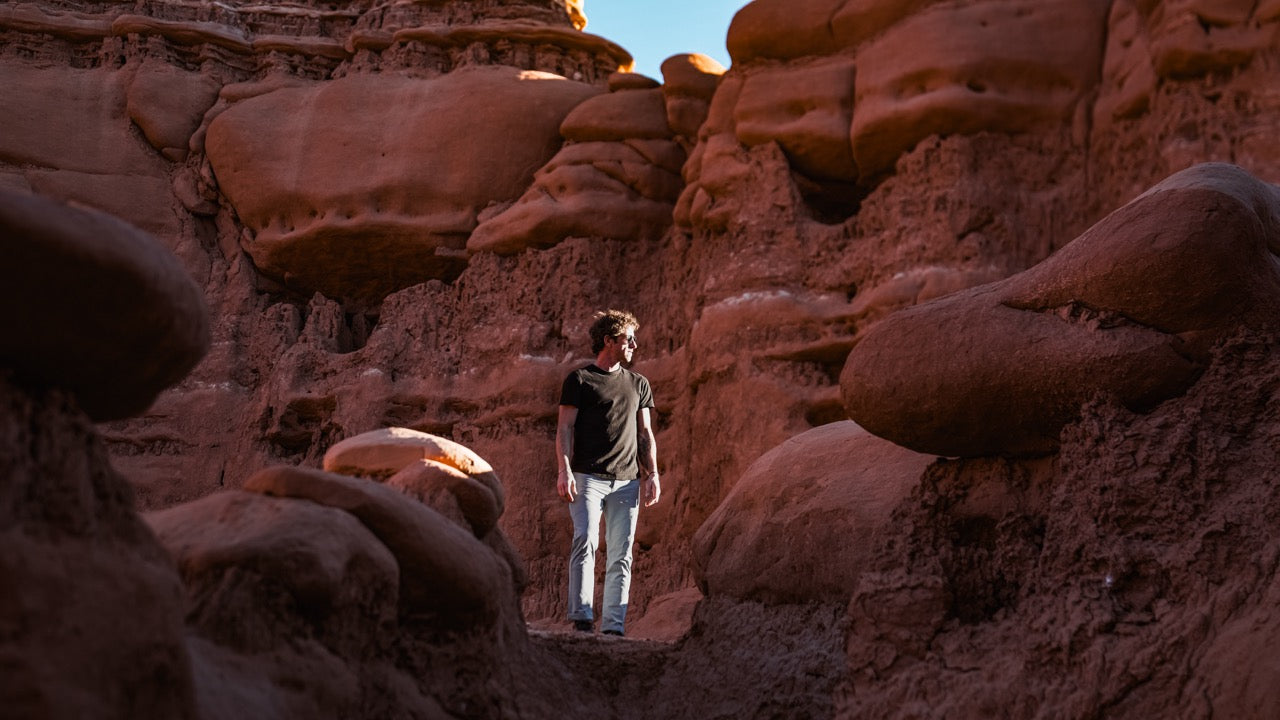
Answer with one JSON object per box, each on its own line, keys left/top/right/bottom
{"left": 558, "top": 472, "right": 577, "bottom": 503}
{"left": 642, "top": 473, "right": 661, "bottom": 507}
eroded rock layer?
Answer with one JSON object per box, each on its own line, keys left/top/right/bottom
{"left": 4, "top": 0, "right": 1280, "bottom": 717}
{"left": 0, "top": 0, "right": 631, "bottom": 303}
{"left": 206, "top": 67, "right": 602, "bottom": 300}
{"left": 15, "top": 0, "right": 1264, "bottom": 636}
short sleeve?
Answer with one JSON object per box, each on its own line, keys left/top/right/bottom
{"left": 637, "top": 375, "right": 654, "bottom": 410}
{"left": 559, "top": 371, "right": 582, "bottom": 407}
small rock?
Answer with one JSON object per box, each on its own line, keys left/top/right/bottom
{"left": 386, "top": 458, "right": 500, "bottom": 537}
{"left": 323, "top": 427, "right": 505, "bottom": 515}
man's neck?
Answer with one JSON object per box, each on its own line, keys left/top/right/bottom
{"left": 593, "top": 351, "right": 621, "bottom": 372}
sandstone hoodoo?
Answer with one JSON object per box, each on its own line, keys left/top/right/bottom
{"left": 841, "top": 163, "right": 1280, "bottom": 458}
{"left": 0, "top": 190, "right": 210, "bottom": 421}
{"left": 5, "top": 0, "right": 1280, "bottom": 717}
{"left": 0, "top": 191, "right": 210, "bottom": 718}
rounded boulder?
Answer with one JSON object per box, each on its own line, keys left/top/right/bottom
{"left": 145, "top": 490, "right": 399, "bottom": 657}
{"left": 0, "top": 189, "right": 209, "bottom": 420}
{"left": 691, "top": 421, "right": 934, "bottom": 604}
{"left": 243, "top": 465, "right": 511, "bottom": 625}
{"left": 841, "top": 163, "right": 1280, "bottom": 457}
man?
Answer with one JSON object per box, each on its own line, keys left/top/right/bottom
{"left": 556, "top": 309, "right": 660, "bottom": 637}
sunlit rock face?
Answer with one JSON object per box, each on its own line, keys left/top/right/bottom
{"left": 706, "top": 0, "right": 1111, "bottom": 188}
{"left": 849, "top": 0, "right": 1110, "bottom": 178}
{"left": 207, "top": 68, "right": 600, "bottom": 302}
{"left": 732, "top": 0, "right": 1111, "bottom": 181}
{"left": 733, "top": 57, "right": 858, "bottom": 182}
{"left": 468, "top": 56, "right": 723, "bottom": 256}
{"left": 0, "top": 0, "right": 630, "bottom": 305}
{"left": 683, "top": 0, "right": 1280, "bottom": 235}
{"left": 466, "top": 82, "right": 678, "bottom": 255}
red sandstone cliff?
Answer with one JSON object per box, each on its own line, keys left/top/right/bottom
{"left": 4, "top": 0, "right": 1280, "bottom": 718}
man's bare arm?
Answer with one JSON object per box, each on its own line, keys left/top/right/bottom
{"left": 556, "top": 405, "right": 578, "bottom": 502}
{"left": 637, "top": 407, "right": 660, "bottom": 506}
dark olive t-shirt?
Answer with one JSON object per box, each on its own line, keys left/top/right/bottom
{"left": 559, "top": 364, "right": 654, "bottom": 480}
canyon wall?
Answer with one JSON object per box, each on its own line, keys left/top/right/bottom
{"left": 4, "top": 0, "right": 1279, "bottom": 626}
{"left": 5, "top": 1, "right": 1280, "bottom": 716}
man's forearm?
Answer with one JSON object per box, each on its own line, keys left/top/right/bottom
{"left": 556, "top": 425, "right": 574, "bottom": 475}
{"left": 638, "top": 431, "right": 658, "bottom": 476}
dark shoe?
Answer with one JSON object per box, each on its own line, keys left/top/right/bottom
{"left": 573, "top": 620, "right": 593, "bottom": 633}
{"left": 601, "top": 629, "right": 624, "bottom": 637}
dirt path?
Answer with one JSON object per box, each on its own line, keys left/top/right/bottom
{"left": 518, "top": 599, "right": 847, "bottom": 720}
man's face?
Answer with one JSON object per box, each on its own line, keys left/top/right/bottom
{"left": 607, "top": 329, "right": 638, "bottom": 364}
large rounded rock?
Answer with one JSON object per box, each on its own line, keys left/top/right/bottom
{"left": 842, "top": 163, "right": 1280, "bottom": 457}
{"left": 206, "top": 66, "right": 601, "bottom": 301}
{"left": 691, "top": 421, "right": 934, "bottom": 603}
{"left": 850, "top": 0, "right": 1110, "bottom": 177}
{"left": 726, "top": 0, "right": 847, "bottom": 63}
{"left": 659, "top": 53, "right": 723, "bottom": 100}
{"left": 145, "top": 490, "right": 399, "bottom": 657}
{"left": 559, "top": 88, "right": 673, "bottom": 142}
{"left": 733, "top": 57, "right": 857, "bottom": 182}
{"left": 243, "top": 465, "right": 511, "bottom": 625}
{"left": 659, "top": 53, "right": 724, "bottom": 139}
{"left": 0, "top": 189, "right": 209, "bottom": 420}
{"left": 724, "top": 0, "right": 1110, "bottom": 182}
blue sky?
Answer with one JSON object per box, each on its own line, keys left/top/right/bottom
{"left": 582, "top": 1, "right": 751, "bottom": 80}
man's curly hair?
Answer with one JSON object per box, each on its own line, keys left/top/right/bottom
{"left": 588, "top": 309, "right": 639, "bottom": 354}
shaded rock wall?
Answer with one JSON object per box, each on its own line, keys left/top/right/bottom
{"left": 16, "top": 164, "right": 1280, "bottom": 720}
{"left": 3, "top": 0, "right": 1279, "bottom": 634}
{"left": 0, "top": 375, "right": 196, "bottom": 719}
{"left": 838, "top": 332, "right": 1280, "bottom": 718}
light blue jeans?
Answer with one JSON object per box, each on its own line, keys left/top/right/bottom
{"left": 566, "top": 472, "right": 640, "bottom": 633}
